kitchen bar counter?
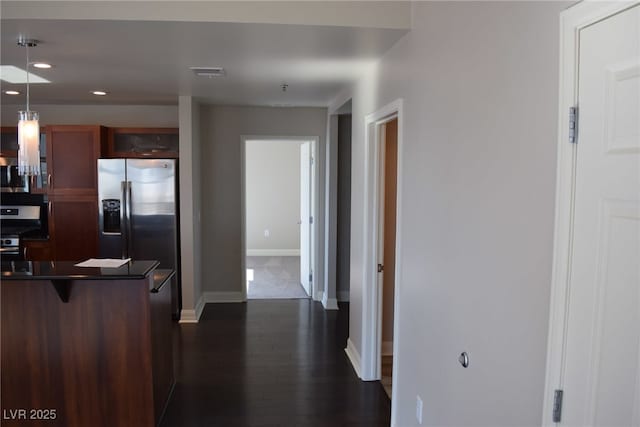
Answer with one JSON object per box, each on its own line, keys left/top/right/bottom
{"left": 1, "top": 259, "right": 159, "bottom": 280}
{"left": 1, "top": 260, "right": 174, "bottom": 427}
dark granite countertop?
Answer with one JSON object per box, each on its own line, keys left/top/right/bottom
{"left": 1, "top": 260, "right": 160, "bottom": 280}
{"left": 151, "top": 269, "right": 175, "bottom": 293}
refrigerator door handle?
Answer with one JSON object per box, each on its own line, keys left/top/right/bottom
{"left": 121, "top": 180, "right": 128, "bottom": 259}
{"left": 126, "top": 181, "right": 133, "bottom": 259}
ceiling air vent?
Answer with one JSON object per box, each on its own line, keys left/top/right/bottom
{"left": 190, "top": 67, "right": 226, "bottom": 77}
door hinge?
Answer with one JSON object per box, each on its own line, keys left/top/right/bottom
{"left": 309, "top": 272, "right": 313, "bottom": 282}
{"left": 569, "top": 106, "right": 578, "bottom": 144}
{"left": 310, "top": 156, "right": 314, "bottom": 165}
{"left": 553, "top": 389, "right": 563, "bottom": 423}
{"left": 309, "top": 216, "right": 314, "bottom": 224}
{"left": 377, "top": 264, "right": 384, "bottom": 273}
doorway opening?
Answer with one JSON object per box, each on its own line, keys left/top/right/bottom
{"left": 241, "top": 137, "right": 317, "bottom": 300}
{"left": 353, "top": 98, "right": 403, "bottom": 425}
{"left": 379, "top": 117, "right": 398, "bottom": 399}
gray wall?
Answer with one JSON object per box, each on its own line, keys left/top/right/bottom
{"left": 340, "top": 1, "right": 570, "bottom": 425}
{"left": 245, "top": 140, "right": 303, "bottom": 253}
{"left": 336, "top": 114, "right": 351, "bottom": 300}
{"left": 200, "top": 105, "right": 327, "bottom": 294}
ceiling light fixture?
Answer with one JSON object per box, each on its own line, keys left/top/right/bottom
{"left": 33, "top": 62, "right": 52, "bottom": 69}
{"left": 17, "top": 38, "right": 40, "bottom": 177}
{"left": 5, "top": 90, "right": 20, "bottom": 95}
{"left": 281, "top": 83, "right": 289, "bottom": 92}
{"left": 92, "top": 90, "right": 108, "bottom": 96}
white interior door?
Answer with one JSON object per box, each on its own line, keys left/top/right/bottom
{"left": 300, "top": 141, "right": 312, "bottom": 295}
{"left": 561, "top": 6, "right": 640, "bottom": 426}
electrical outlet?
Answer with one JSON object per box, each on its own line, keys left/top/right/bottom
{"left": 264, "top": 229, "right": 270, "bottom": 237}
{"left": 416, "top": 395, "right": 423, "bottom": 425}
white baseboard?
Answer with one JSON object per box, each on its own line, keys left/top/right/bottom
{"left": 314, "top": 290, "right": 323, "bottom": 302}
{"left": 382, "top": 340, "right": 393, "bottom": 356}
{"left": 322, "top": 294, "right": 339, "bottom": 310}
{"left": 246, "top": 249, "right": 300, "bottom": 256}
{"left": 179, "top": 293, "right": 205, "bottom": 323}
{"left": 204, "top": 291, "right": 245, "bottom": 303}
{"left": 337, "top": 290, "right": 350, "bottom": 302}
{"left": 345, "top": 338, "right": 362, "bottom": 379}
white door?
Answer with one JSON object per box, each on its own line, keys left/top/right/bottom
{"left": 561, "top": 6, "right": 640, "bottom": 426}
{"left": 300, "top": 142, "right": 312, "bottom": 296}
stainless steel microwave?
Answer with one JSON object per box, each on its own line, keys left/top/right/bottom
{"left": 0, "top": 157, "right": 29, "bottom": 193}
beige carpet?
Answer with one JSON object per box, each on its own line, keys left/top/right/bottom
{"left": 246, "top": 256, "right": 309, "bottom": 299}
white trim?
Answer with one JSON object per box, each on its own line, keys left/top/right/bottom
{"left": 240, "top": 135, "right": 320, "bottom": 304}
{"left": 322, "top": 295, "right": 339, "bottom": 310}
{"left": 337, "top": 290, "right": 350, "bottom": 302}
{"left": 315, "top": 289, "right": 324, "bottom": 302}
{"left": 178, "top": 293, "right": 206, "bottom": 323}
{"left": 361, "top": 98, "right": 404, "bottom": 386}
{"left": 542, "top": 2, "right": 638, "bottom": 426}
{"left": 204, "top": 291, "right": 245, "bottom": 303}
{"left": 381, "top": 341, "right": 393, "bottom": 356}
{"left": 344, "top": 338, "right": 363, "bottom": 379}
{"left": 246, "top": 249, "right": 300, "bottom": 257}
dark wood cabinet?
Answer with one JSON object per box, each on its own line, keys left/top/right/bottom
{"left": 44, "top": 126, "right": 105, "bottom": 260}
{"left": 0, "top": 126, "right": 19, "bottom": 156}
{"left": 48, "top": 195, "right": 99, "bottom": 261}
{"left": 1, "top": 263, "right": 173, "bottom": 427}
{"left": 22, "top": 239, "right": 53, "bottom": 261}
{"left": 46, "top": 125, "right": 106, "bottom": 195}
{"left": 107, "top": 127, "right": 179, "bottom": 158}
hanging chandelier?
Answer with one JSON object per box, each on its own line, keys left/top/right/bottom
{"left": 17, "top": 38, "right": 40, "bottom": 177}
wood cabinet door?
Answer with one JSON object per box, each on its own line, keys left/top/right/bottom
{"left": 49, "top": 195, "right": 98, "bottom": 261}
{"left": 47, "top": 125, "right": 106, "bottom": 195}
{"left": 22, "top": 240, "right": 53, "bottom": 261}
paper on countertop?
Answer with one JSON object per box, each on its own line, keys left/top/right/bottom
{"left": 74, "top": 258, "right": 131, "bottom": 268}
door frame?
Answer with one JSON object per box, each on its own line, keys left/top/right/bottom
{"left": 240, "top": 135, "right": 319, "bottom": 301}
{"left": 360, "top": 99, "right": 403, "bottom": 412}
{"left": 542, "top": 2, "right": 638, "bottom": 424}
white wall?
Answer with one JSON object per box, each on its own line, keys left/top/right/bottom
{"left": 200, "top": 105, "right": 327, "bottom": 295}
{"left": 178, "top": 96, "right": 203, "bottom": 322}
{"left": 338, "top": 2, "right": 571, "bottom": 425}
{"left": 246, "top": 140, "right": 303, "bottom": 254}
{"left": 0, "top": 104, "right": 178, "bottom": 127}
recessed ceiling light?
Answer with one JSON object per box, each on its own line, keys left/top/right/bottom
{"left": 5, "top": 90, "right": 20, "bottom": 95}
{"left": 92, "top": 90, "right": 108, "bottom": 96}
{"left": 32, "top": 62, "right": 52, "bottom": 69}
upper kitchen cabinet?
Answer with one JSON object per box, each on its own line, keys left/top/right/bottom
{"left": 107, "top": 128, "right": 179, "bottom": 158}
{"left": 46, "top": 125, "right": 106, "bottom": 195}
{"left": 0, "top": 126, "right": 19, "bottom": 156}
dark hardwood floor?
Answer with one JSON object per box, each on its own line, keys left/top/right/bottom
{"left": 160, "top": 300, "right": 391, "bottom": 427}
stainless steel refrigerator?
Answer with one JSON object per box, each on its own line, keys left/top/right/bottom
{"left": 98, "top": 158, "right": 180, "bottom": 316}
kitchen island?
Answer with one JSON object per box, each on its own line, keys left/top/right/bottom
{"left": 1, "top": 260, "right": 174, "bottom": 427}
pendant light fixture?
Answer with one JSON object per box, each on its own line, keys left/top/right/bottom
{"left": 17, "top": 38, "right": 40, "bottom": 177}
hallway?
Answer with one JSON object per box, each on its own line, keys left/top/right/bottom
{"left": 161, "top": 300, "right": 391, "bottom": 426}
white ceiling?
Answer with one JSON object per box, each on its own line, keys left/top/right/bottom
{"left": 0, "top": 3, "right": 409, "bottom": 107}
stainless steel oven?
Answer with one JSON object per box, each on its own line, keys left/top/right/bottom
{"left": 0, "top": 157, "right": 29, "bottom": 193}
{"left": 0, "top": 205, "right": 42, "bottom": 261}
